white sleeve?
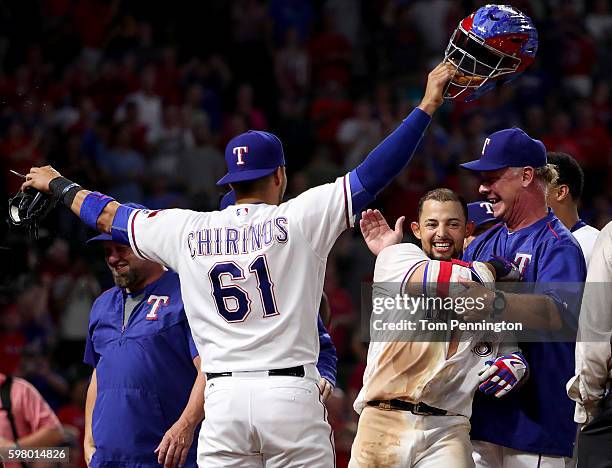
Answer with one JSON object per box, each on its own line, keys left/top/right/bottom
{"left": 568, "top": 222, "right": 612, "bottom": 423}
{"left": 373, "top": 243, "right": 429, "bottom": 283}
{"left": 282, "top": 174, "right": 354, "bottom": 258}
{"left": 127, "top": 208, "right": 199, "bottom": 270}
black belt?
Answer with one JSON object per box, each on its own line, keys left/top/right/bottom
{"left": 367, "top": 399, "right": 451, "bottom": 416}
{"left": 206, "top": 365, "right": 305, "bottom": 381}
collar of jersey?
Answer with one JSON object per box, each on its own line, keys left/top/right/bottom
{"left": 505, "top": 208, "right": 555, "bottom": 235}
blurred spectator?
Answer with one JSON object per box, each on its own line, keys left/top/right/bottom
{"left": 53, "top": 257, "right": 101, "bottom": 370}
{"left": 17, "top": 345, "right": 69, "bottom": 411}
{"left": 1, "top": 122, "right": 43, "bottom": 194}
{"left": 309, "top": 9, "right": 352, "bottom": 88}
{"left": 115, "top": 65, "right": 162, "bottom": 139}
{"left": 56, "top": 378, "right": 89, "bottom": 468}
{"left": 96, "top": 124, "right": 146, "bottom": 203}
{"left": 337, "top": 98, "right": 381, "bottom": 170}
{"left": 268, "top": 0, "right": 314, "bottom": 46}
{"left": 0, "top": 372, "right": 65, "bottom": 467}
{"left": 179, "top": 118, "right": 226, "bottom": 209}
{"left": 148, "top": 104, "right": 194, "bottom": 178}
{"left": 324, "top": 261, "right": 355, "bottom": 361}
{"left": 0, "top": 307, "right": 27, "bottom": 375}
{"left": 310, "top": 80, "right": 352, "bottom": 146}
{"left": 274, "top": 27, "right": 310, "bottom": 99}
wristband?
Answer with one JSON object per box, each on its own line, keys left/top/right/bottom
{"left": 80, "top": 192, "right": 115, "bottom": 230}
{"left": 49, "top": 177, "right": 82, "bottom": 207}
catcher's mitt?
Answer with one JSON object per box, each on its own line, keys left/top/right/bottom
{"left": 7, "top": 188, "right": 57, "bottom": 239}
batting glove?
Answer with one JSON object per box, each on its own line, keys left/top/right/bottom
{"left": 487, "top": 255, "right": 522, "bottom": 282}
{"left": 478, "top": 352, "right": 528, "bottom": 398}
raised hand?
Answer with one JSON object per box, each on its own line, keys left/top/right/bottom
{"left": 359, "top": 209, "right": 405, "bottom": 256}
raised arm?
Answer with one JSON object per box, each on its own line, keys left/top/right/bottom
{"left": 22, "top": 166, "right": 132, "bottom": 243}
{"left": 348, "top": 63, "right": 454, "bottom": 212}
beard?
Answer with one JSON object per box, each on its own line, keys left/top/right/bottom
{"left": 112, "top": 269, "right": 142, "bottom": 289}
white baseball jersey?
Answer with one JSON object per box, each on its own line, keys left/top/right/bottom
{"left": 127, "top": 175, "right": 353, "bottom": 373}
{"left": 572, "top": 223, "right": 599, "bottom": 266}
{"left": 568, "top": 222, "right": 610, "bottom": 424}
{"left": 354, "top": 243, "right": 515, "bottom": 417}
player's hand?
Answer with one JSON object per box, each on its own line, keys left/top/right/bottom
{"left": 456, "top": 277, "right": 495, "bottom": 321}
{"left": 360, "top": 209, "right": 404, "bottom": 256}
{"left": 319, "top": 377, "right": 334, "bottom": 402}
{"left": 84, "top": 440, "right": 96, "bottom": 466}
{"left": 155, "top": 418, "right": 196, "bottom": 468}
{"left": 418, "top": 62, "right": 456, "bottom": 116}
{"left": 486, "top": 255, "right": 522, "bottom": 282}
{"left": 20, "top": 165, "right": 63, "bottom": 194}
{"left": 478, "top": 352, "right": 528, "bottom": 398}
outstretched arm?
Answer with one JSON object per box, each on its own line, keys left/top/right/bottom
{"left": 22, "top": 166, "right": 129, "bottom": 241}
{"left": 349, "top": 63, "right": 454, "bottom": 212}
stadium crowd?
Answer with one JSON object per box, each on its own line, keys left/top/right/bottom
{"left": 1, "top": 0, "right": 612, "bottom": 466}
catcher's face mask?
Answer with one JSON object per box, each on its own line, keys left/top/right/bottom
{"left": 443, "top": 4, "right": 538, "bottom": 102}
{"left": 7, "top": 189, "right": 56, "bottom": 239}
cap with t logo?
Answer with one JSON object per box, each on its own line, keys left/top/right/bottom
{"left": 460, "top": 127, "right": 546, "bottom": 172}
{"left": 217, "top": 130, "right": 286, "bottom": 185}
{"left": 467, "top": 201, "right": 498, "bottom": 227}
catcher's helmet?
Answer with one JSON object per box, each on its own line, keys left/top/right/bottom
{"left": 7, "top": 189, "right": 57, "bottom": 239}
{"left": 444, "top": 4, "right": 538, "bottom": 102}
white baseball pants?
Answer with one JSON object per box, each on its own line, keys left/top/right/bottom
{"left": 197, "top": 366, "right": 335, "bottom": 467}
{"left": 349, "top": 405, "right": 474, "bottom": 467}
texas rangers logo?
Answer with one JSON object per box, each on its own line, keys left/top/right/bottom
{"left": 513, "top": 253, "right": 532, "bottom": 275}
{"left": 472, "top": 341, "right": 493, "bottom": 357}
{"left": 480, "top": 202, "right": 494, "bottom": 214}
{"left": 482, "top": 138, "right": 491, "bottom": 155}
{"left": 233, "top": 146, "right": 248, "bottom": 165}
{"left": 146, "top": 295, "right": 169, "bottom": 320}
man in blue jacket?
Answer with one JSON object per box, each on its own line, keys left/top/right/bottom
{"left": 83, "top": 205, "right": 337, "bottom": 467}
{"left": 459, "top": 129, "right": 587, "bottom": 467}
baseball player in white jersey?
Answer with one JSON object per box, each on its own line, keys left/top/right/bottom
{"left": 349, "top": 189, "right": 528, "bottom": 468}
{"left": 567, "top": 221, "right": 612, "bottom": 467}
{"left": 546, "top": 152, "right": 599, "bottom": 266}
{"left": 21, "top": 64, "right": 456, "bottom": 467}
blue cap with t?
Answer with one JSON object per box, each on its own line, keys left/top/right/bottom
{"left": 217, "top": 130, "right": 286, "bottom": 185}
{"left": 467, "top": 201, "right": 498, "bottom": 228}
{"left": 86, "top": 202, "right": 146, "bottom": 244}
{"left": 460, "top": 128, "right": 546, "bottom": 172}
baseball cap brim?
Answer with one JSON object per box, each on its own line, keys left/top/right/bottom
{"left": 460, "top": 159, "right": 509, "bottom": 172}
{"left": 216, "top": 167, "right": 279, "bottom": 186}
{"left": 86, "top": 232, "right": 113, "bottom": 244}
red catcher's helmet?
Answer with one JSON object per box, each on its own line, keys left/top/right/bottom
{"left": 444, "top": 4, "right": 538, "bottom": 102}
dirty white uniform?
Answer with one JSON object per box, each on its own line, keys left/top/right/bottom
{"left": 126, "top": 176, "right": 353, "bottom": 467}
{"left": 350, "top": 243, "right": 515, "bottom": 468}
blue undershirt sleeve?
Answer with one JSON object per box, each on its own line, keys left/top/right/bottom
{"left": 316, "top": 315, "right": 338, "bottom": 387}
{"left": 349, "top": 108, "right": 431, "bottom": 212}
{"left": 110, "top": 204, "right": 137, "bottom": 245}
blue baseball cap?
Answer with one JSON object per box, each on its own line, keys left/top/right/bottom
{"left": 460, "top": 128, "right": 546, "bottom": 172}
{"left": 467, "top": 201, "right": 498, "bottom": 228}
{"left": 217, "top": 130, "right": 286, "bottom": 186}
{"left": 86, "top": 202, "right": 146, "bottom": 244}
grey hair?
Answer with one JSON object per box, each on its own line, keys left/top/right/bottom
{"left": 510, "top": 164, "right": 559, "bottom": 195}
